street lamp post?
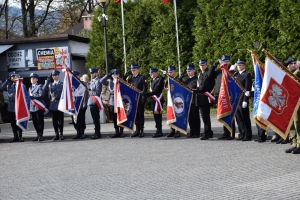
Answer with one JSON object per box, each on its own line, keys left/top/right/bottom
{"left": 97, "top": 0, "right": 110, "bottom": 74}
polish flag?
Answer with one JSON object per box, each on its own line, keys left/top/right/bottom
{"left": 257, "top": 53, "right": 300, "bottom": 139}
{"left": 114, "top": 78, "right": 127, "bottom": 124}
{"left": 166, "top": 77, "right": 176, "bottom": 124}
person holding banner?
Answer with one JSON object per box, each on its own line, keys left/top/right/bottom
{"left": 215, "top": 55, "right": 236, "bottom": 140}
{"left": 0, "top": 72, "right": 24, "bottom": 142}
{"left": 44, "top": 70, "right": 64, "bottom": 140}
{"left": 29, "top": 73, "right": 46, "bottom": 142}
{"left": 89, "top": 68, "right": 112, "bottom": 140}
{"left": 180, "top": 65, "right": 201, "bottom": 138}
{"left": 194, "top": 60, "right": 218, "bottom": 140}
{"left": 124, "top": 64, "right": 147, "bottom": 138}
{"left": 107, "top": 69, "right": 125, "bottom": 138}
{"left": 141, "top": 68, "right": 166, "bottom": 138}
{"left": 165, "top": 66, "right": 181, "bottom": 138}
{"left": 233, "top": 59, "right": 253, "bottom": 141}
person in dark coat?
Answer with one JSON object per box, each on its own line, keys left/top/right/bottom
{"left": 165, "top": 66, "right": 181, "bottom": 138}
{"left": 180, "top": 65, "right": 200, "bottom": 138}
{"left": 124, "top": 64, "right": 148, "bottom": 138}
{"left": 215, "top": 55, "right": 236, "bottom": 140}
{"left": 194, "top": 60, "right": 218, "bottom": 140}
{"left": 43, "top": 70, "right": 64, "bottom": 140}
{"left": 141, "top": 68, "right": 166, "bottom": 138}
{"left": 29, "top": 73, "right": 46, "bottom": 141}
{"left": 0, "top": 72, "right": 24, "bottom": 142}
{"left": 234, "top": 58, "right": 253, "bottom": 141}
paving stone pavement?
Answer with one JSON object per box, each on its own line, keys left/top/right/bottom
{"left": 2, "top": 114, "right": 299, "bottom": 199}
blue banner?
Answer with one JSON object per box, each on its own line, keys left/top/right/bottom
{"left": 119, "top": 79, "right": 140, "bottom": 132}
{"left": 168, "top": 78, "right": 193, "bottom": 134}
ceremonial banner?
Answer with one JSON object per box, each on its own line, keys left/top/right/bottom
{"left": 257, "top": 50, "right": 300, "bottom": 139}
{"left": 58, "top": 68, "right": 85, "bottom": 123}
{"left": 251, "top": 51, "right": 267, "bottom": 130}
{"left": 217, "top": 64, "right": 244, "bottom": 134}
{"left": 167, "top": 77, "right": 193, "bottom": 134}
{"left": 118, "top": 78, "right": 140, "bottom": 133}
{"left": 15, "top": 78, "right": 30, "bottom": 131}
{"left": 114, "top": 78, "right": 127, "bottom": 125}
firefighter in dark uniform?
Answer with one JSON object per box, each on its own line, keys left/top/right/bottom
{"left": 43, "top": 70, "right": 64, "bottom": 140}
{"left": 71, "top": 71, "right": 89, "bottom": 139}
{"left": 0, "top": 72, "right": 24, "bottom": 142}
{"left": 234, "top": 58, "right": 253, "bottom": 141}
{"left": 89, "top": 68, "right": 103, "bottom": 139}
{"left": 141, "top": 68, "right": 166, "bottom": 138}
{"left": 194, "top": 60, "right": 218, "bottom": 140}
{"left": 124, "top": 64, "right": 147, "bottom": 138}
{"left": 29, "top": 73, "right": 46, "bottom": 141}
{"left": 107, "top": 69, "right": 125, "bottom": 138}
{"left": 165, "top": 66, "right": 181, "bottom": 138}
{"left": 215, "top": 55, "right": 236, "bottom": 140}
{"left": 179, "top": 65, "right": 200, "bottom": 138}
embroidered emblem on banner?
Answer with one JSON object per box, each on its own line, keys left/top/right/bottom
{"left": 122, "top": 94, "right": 132, "bottom": 116}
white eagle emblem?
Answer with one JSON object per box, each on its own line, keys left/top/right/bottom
{"left": 268, "top": 84, "right": 286, "bottom": 111}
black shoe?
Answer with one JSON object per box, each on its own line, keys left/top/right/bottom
{"left": 9, "top": 138, "right": 19, "bottom": 143}
{"left": 152, "top": 133, "right": 163, "bottom": 138}
{"left": 38, "top": 137, "right": 44, "bottom": 141}
{"left": 111, "top": 134, "right": 120, "bottom": 138}
{"left": 292, "top": 148, "right": 300, "bottom": 154}
{"left": 130, "top": 131, "right": 140, "bottom": 137}
{"left": 72, "top": 135, "right": 79, "bottom": 139}
{"left": 257, "top": 139, "right": 266, "bottom": 143}
{"left": 218, "top": 134, "right": 229, "bottom": 140}
{"left": 286, "top": 147, "right": 296, "bottom": 153}
{"left": 276, "top": 138, "right": 284, "bottom": 144}
{"left": 200, "top": 135, "right": 209, "bottom": 140}
{"left": 236, "top": 134, "right": 244, "bottom": 140}
{"left": 19, "top": 138, "right": 24, "bottom": 142}
{"left": 53, "top": 136, "right": 59, "bottom": 141}
{"left": 281, "top": 138, "right": 289, "bottom": 144}
{"left": 167, "top": 132, "right": 175, "bottom": 137}
{"left": 139, "top": 131, "right": 144, "bottom": 138}
{"left": 174, "top": 131, "right": 181, "bottom": 138}
{"left": 90, "top": 135, "right": 100, "bottom": 140}
{"left": 226, "top": 136, "right": 235, "bottom": 140}
{"left": 242, "top": 137, "right": 252, "bottom": 141}
{"left": 208, "top": 132, "right": 214, "bottom": 138}
{"left": 271, "top": 134, "right": 280, "bottom": 142}
{"left": 60, "top": 135, "right": 64, "bottom": 140}
{"left": 254, "top": 139, "right": 259, "bottom": 142}
{"left": 32, "top": 137, "right": 39, "bottom": 141}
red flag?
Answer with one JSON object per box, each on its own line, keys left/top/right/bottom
{"left": 166, "top": 77, "right": 176, "bottom": 124}
{"left": 163, "top": 0, "right": 168, "bottom": 4}
{"left": 114, "top": 78, "right": 127, "bottom": 124}
{"left": 217, "top": 63, "right": 232, "bottom": 117}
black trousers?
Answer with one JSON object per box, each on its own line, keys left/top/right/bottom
{"left": 109, "top": 105, "right": 124, "bottom": 131}
{"left": 52, "top": 110, "right": 64, "bottom": 133}
{"left": 189, "top": 104, "right": 200, "bottom": 136}
{"left": 235, "top": 105, "right": 252, "bottom": 138}
{"left": 90, "top": 105, "right": 100, "bottom": 131}
{"left": 135, "top": 101, "right": 145, "bottom": 131}
{"left": 199, "top": 105, "right": 212, "bottom": 133}
{"left": 72, "top": 107, "right": 87, "bottom": 131}
{"left": 31, "top": 110, "right": 44, "bottom": 135}
{"left": 256, "top": 124, "right": 266, "bottom": 140}
{"left": 224, "top": 122, "right": 236, "bottom": 137}
{"left": 9, "top": 112, "right": 22, "bottom": 133}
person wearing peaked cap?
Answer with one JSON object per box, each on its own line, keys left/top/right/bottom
{"left": 180, "top": 64, "right": 201, "bottom": 138}
{"left": 286, "top": 57, "right": 298, "bottom": 73}
{"left": 88, "top": 67, "right": 111, "bottom": 139}
{"left": 234, "top": 58, "right": 253, "bottom": 141}
{"left": 213, "top": 55, "right": 236, "bottom": 140}
{"left": 0, "top": 71, "right": 23, "bottom": 142}
{"left": 141, "top": 68, "right": 166, "bottom": 138}
{"left": 106, "top": 69, "right": 125, "bottom": 138}
{"left": 73, "top": 71, "right": 80, "bottom": 76}
{"left": 29, "top": 72, "right": 46, "bottom": 142}
{"left": 195, "top": 59, "right": 217, "bottom": 140}
{"left": 124, "top": 64, "right": 147, "bottom": 138}
{"left": 43, "top": 70, "right": 64, "bottom": 141}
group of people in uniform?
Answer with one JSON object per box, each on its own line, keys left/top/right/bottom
{"left": 1, "top": 55, "right": 300, "bottom": 155}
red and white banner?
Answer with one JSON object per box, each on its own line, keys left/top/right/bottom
{"left": 31, "top": 99, "right": 49, "bottom": 115}
{"left": 114, "top": 78, "right": 127, "bottom": 124}
{"left": 166, "top": 77, "right": 176, "bottom": 125}
{"left": 257, "top": 54, "right": 300, "bottom": 139}
{"left": 91, "top": 96, "right": 104, "bottom": 110}
{"left": 15, "top": 78, "right": 30, "bottom": 131}
{"left": 204, "top": 91, "right": 215, "bottom": 103}
{"left": 58, "top": 68, "right": 74, "bottom": 115}
{"left": 151, "top": 94, "right": 164, "bottom": 114}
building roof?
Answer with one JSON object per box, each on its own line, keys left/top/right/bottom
{"left": 0, "top": 34, "right": 89, "bottom": 45}
{"left": 62, "top": 21, "right": 84, "bottom": 35}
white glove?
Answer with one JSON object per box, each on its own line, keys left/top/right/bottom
{"left": 245, "top": 91, "right": 250, "bottom": 97}
{"left": 242, "top": 101, "right": 248, "bottom": 108}
{"left": 229, "top": 63, "right": 237, "bottom": 71}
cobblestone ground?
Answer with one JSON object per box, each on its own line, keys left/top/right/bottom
{"left": 1, "top": 134, "right": 300, "bottom": 199}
